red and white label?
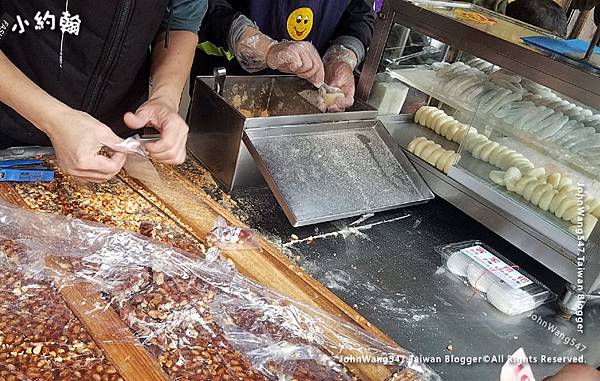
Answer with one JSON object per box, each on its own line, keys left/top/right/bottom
{"left": 460, "top": 245, "right": 533, "bottom": 289}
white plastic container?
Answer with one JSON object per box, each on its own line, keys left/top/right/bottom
{"left": 368, "top": 73, "right": 409, "bottom": 115}
{"left": 436, "top": 240, "right": 555, "bottom": 315}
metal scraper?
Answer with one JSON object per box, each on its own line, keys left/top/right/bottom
{"left": 298, "top": 83, "right": 344, "bottom": 111}
{"left": 319, "top": 83, "right": 342, "bottom": 94}
{"left": 0, "top": 146, "right": 54, "bottom": 160}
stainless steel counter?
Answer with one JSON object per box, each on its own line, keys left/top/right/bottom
{"left": 229, "top": 188, "right": 600, "bottom": 380}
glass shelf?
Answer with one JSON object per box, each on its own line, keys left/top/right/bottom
{"left": 387, "top": 66, "right": 600, "bottom": 182}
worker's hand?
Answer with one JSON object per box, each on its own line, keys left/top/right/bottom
{"left": 323, "top": 45, "right": 358, "bottom": 112}
{"left": 266, "top": 41, "right": 325, "bottom": 86}
{"left": 124, "top": 98, "right": 189, "bottom": 165}
{"left": 324, "top": 60, "right": 356, "bottom": 112}
{"left": 543, "top": 364, "right": 600, "bottom": 381}
{"left": 47, "top": 109, "right": 127, "bottom": 183}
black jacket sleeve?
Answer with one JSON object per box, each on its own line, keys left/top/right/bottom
{"left": 571, "top": 0, "right": 600, "bottom": 10}
{"left": 332, "top": 0, "right": 376, "bottom": 50}
{"left": 199, "top": 0, "right": 241, "bottom": 48}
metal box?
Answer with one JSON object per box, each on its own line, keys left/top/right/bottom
{"left": 187, "top": 74, "right": 433, "bottom": 227}
{"left": 187, "top": 75, "right": 377, "bottom": 192}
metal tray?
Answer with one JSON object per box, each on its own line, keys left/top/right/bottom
{"left": 187, "top": 75, "right": 377, "bottom": 192}
{"left": 243, "top": 119, "right": 434, "bottom": 226}
{"left": 195, "top": 75, "right": 377, "bottom": 127}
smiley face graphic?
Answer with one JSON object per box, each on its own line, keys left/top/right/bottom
{"left": 287, "top": 7, "right": 314, "bottom": 41}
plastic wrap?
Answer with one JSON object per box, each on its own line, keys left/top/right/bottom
{"left": 11, "top": 163, "right": 203, "bottom": 254}
{"left": 109, "top": 134, "right": 148, "bottom": 157}
{"left": 232, "top": 24, "right": 324, "bottom": 85}
{"left": 323, "top": 45, "right": 359, "bottom": 70}
{"left": 0, "top": 201, "right": 441, "bottom": 381}
{"left": 207, "top": 216, "right": 260, "bottom": 250}
{"left": 106, "top": 134, "right": 164, "bottom": 184}
{"left": 0, "top": 240, "right": 122, "bottom": 380}
{"left": 232, "top": 26, "right": 278, "bottom": 73}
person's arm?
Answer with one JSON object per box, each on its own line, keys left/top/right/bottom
{"left": 571, "top": 0, "right": 600, "bottom": 10}
{"left": 323, "top": 0, "right": 375, "bottom": 112}
{"left": 151, "top": 31, "right": 199, "bottom": 112}
{"left": 543, "top": 364, "right": 600, "bottom": 381}
{"left": 199, "top": 0, "right": 324, "bottom": 84}
{"left": 124, "top": 0, "right": 207, "bottom": 164}
{"left": 202, "top": 0, "right": 242, "bottom": 49}
{"left": 124, "top": 31, "right": 197, "bottom": 164}
{"left": 0, "top": 52, "right": 127, "bottom": 182}
{"left": 330, "top": 0, "right": 375, "bottom": 66}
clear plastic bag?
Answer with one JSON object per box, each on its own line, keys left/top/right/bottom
{"left": 323, "top": 45, "right": 359, "bottom": 70}
{"left": 106, "top": 134, "right": 163, "bottom": 184}
{"left": 109, "top": 134, "right": 148, "bottom": 157}
{"left": 207, "top": 216, "right": 260, "bottom": 250}
{"left": 0, "top": 201, "right": 441, "bottom": 381}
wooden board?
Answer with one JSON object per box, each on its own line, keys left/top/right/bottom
{"left": 0, "top": 186, "right": 167, "bottom": 381}
{"left": 0, "top": 166, "right": 409, "bottom": 380}
{"left": 168, "top": 165, "right": 395, "bottom": 343}
{"left": 120, "top": 164, "right": 398, "bottom": 381}
{"left": 45, "top": 257, "right": 169, "bottom": 381}
{"left": 0, "top": 183, "right": 28, "bottom": 208}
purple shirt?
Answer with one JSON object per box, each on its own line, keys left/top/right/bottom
{"left": 248, "top": 0, "right": 349, "bottom": 53}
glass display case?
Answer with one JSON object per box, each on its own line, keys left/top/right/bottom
{"left": 358, "top": 0, "right": 600, "bottom": 316}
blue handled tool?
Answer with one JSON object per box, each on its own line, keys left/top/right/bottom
{"left": 0, "top": 159, "right": 54, "bottom": 182}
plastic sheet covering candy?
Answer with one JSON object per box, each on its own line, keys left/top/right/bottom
{"left": 207, "top": 216, "right": 260, "bottom": 250}
{"left": 110, "top": 134, "right": 148, "bottom": 157}
{"left": 0, "top": 201, "right": 441, "bottom": 381}
{"left": 0, "top": 241, "right": 123, "bottom": 380}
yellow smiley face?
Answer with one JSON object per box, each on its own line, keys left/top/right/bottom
{"left": 287, "top": 7, "right": 313, "bottom": 41}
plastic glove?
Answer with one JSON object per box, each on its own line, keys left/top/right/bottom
{"left": 265, "top": 41, "right": 324, "bottom": 86}
{"left": 233, "top": 26, "right": 324, "bottom": 86}
{"left": 323, "top": 45, "right": 359, "bottom": 112}
{"left": 232, "top": 26, "right": 278, "bottom": 73}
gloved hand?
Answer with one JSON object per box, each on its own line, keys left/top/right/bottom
{"left": 233, "top": 25, "right": 324, "bottom": 86}
{"left": 323, "top": 45, "right": 359, "bottom": 112}
{"left": 266, "top": 41, "right": 324, "bottom": 86}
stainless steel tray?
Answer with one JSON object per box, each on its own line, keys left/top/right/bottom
{"left": 187, "top": 75, "right": 378, "bottom": 192}
{"left": 196, "top": 75, "right": 377, "bottom": 128}
{"left": 244, "top": 119, "right": 434, "bottom": 226}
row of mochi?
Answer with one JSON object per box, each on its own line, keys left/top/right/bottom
{"left": 414, "top": 106, "right": 537, "bottom": 174}
{"left": 489, "top": 167, "right": 598, "bottom": 239}
{"left": 407, "top": 137, "right": 459, "bottom": 174}
{"left": 413, "top": 106, "right": 597, "bottom": 239}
